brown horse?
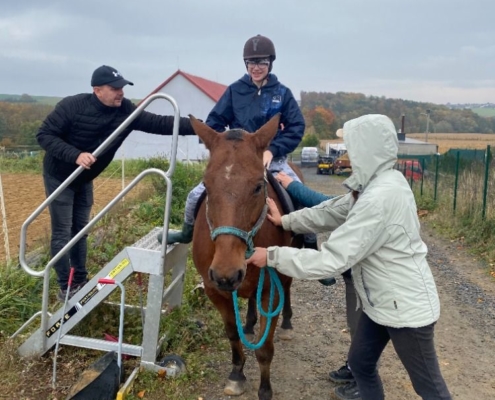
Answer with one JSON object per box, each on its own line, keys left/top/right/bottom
{"left": 190, "top": 114, "right": 300, "bottom": 400}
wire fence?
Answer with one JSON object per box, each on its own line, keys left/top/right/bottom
{"left": 401, "top": 146, "right": 493, "bottom": 220}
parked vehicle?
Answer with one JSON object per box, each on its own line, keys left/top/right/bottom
{"left": 394, "top": 159, "right": 423, "bottom": 181}
{"left": 316, "top": 156, "right": 334, "bottom": 175}
{"left": 301, "top": 147, "right": 319, "bottom": 167}
{"left": 333, "top": 152, "right": 352, "bottom": 175}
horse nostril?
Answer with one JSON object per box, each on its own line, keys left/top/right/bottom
{"left": 208, "top": 268, "right": 215, "bottom": 283}
{"left": 237, "top": 269, "right": 244, "bottom": 284}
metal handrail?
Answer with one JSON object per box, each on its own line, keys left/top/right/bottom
{"left": 16, "top": 93, "right": 181, "bottom": 341}
{"left": 19, "top": 93, "right": 179, "bottom": 276}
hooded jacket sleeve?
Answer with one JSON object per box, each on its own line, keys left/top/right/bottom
{"left": 269, "top": 197, "right": 387, "bottom": 280}
{"left": 281, "top": 193, "right": 352, "bottom": 234}
{"left": 268, "top": 88, "right": 305, "bottom": 158}
{"left": 36, "top": 99, "right": 82, "bottom": 164}
{"left": 205, "top": 87, "right": 235, "bottom": 132}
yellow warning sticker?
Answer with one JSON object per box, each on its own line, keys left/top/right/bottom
{"left": 108, "top": 258, "right": 130, "bottom": 279}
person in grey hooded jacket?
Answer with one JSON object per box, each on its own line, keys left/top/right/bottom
{"left": 247, "top": 114, "right": 451, "bottom": 400}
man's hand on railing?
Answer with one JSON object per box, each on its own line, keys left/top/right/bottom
{"left": 76, "top": 152, "right": 97, "bottom": 169}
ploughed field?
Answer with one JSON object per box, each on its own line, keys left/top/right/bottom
{"left": 0, "top": 173, "right": 140, "bottom": 263}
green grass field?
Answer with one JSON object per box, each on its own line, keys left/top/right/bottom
{"left": 472, "top": 107, "right": 495, "bottom": 117}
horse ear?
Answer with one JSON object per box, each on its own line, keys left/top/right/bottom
{"left": 189, "top": 114, "right": 218, "bottom": 150}
{"left": 252, "top": 113, "right": 281, "bottom": 150}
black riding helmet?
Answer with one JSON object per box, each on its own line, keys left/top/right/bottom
{"left": 243, "top": 34, "right": 276, "bottom": 72}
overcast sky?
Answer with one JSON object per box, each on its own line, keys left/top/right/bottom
{"left": 1, "top": 0, "right": 493, "bottom": 105}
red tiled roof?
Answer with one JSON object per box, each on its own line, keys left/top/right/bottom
{"left": 149, "top": 70, "right": 227, "bottom": 102}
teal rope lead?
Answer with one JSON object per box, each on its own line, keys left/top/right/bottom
{"left": 233, "top": 266, "right": 284, "bottom": 350}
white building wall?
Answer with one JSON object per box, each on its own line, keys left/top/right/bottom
{"left": 117, "top": 75, "right": 217, "bottom": 161}
{"left": 398, "top": 138, "right": 438, "bottom": 156}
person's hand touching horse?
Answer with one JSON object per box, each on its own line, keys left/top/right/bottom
{"left": 266, "top": 198, "right": 283, "bottom": 226}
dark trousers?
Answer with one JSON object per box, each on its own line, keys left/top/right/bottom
{"left": 44, "top": 174, "right": 93, "bottom": 290}
{"left": 348, "top": 312, "right": 451, "bottom": 400}
{"left": 343, "top": 271, "right": 361, "bottom": 339}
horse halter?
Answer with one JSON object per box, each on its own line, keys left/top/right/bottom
{"left": 206, "top": 174, "right": 268, "bottom": 258}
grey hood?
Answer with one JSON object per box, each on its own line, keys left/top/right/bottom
{"left": 342, "top": 114, "right": 399, "bottom": 192}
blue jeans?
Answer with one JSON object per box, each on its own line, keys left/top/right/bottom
{"left": 44, "top": 174, "right": 93, "bottom": 290}
{"left": 348, "top": 313, "right": 451, "bottom": 400}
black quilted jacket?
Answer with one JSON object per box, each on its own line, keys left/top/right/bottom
{"left": 36, "top": 93, "right": 195, "bottom": 184}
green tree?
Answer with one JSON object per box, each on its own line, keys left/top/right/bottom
{"left": 301, "top": 133, "right": 319, "bottom": 147}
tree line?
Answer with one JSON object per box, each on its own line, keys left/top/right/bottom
{"left": 0, "top": 101, "right": 53, "bottom": 148}
{"left": 2, "top": 91, "right": 495, "bottom": 149}
{"left": 301, "top": 91, "right": 495, "bottom": 139}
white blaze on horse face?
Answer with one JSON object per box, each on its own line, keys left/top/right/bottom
{"left": 224, "top": 164, "right": 234, "bottom": 180}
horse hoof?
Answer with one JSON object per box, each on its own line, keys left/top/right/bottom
{"left": 277, "top": 328, "right": 293, "bottom": 340}
{"left": 224, "top": 379, "right": 246, "bottom": 396}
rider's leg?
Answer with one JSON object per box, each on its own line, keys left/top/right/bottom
{"left": 157, "top": 182, "right": 205, "bottom": 244}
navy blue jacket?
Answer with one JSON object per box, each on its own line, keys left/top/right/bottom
{"left": 206, "top": 74, "right": 305, "bottom": 158}
{"left": 37, "top": 93, "right": 195, "bottom": 185}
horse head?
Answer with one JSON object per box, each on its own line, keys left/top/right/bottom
{"left": 189, "top": 114, "right": 280, "bottom": 292}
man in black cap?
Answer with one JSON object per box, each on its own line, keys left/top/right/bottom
{"left": 37, "top": 65, "right": 195, "bottom": 302}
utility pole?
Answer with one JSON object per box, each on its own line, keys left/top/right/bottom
{"left": 425, "top": 109, "right": 431, "bottom": 142}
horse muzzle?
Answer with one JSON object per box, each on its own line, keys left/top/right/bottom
{"left": 208, "top": 267, "right": 246, "bottom": 292}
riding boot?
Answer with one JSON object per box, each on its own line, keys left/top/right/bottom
{"left": 157, "top": 222, "right": 195, "bottom": 245}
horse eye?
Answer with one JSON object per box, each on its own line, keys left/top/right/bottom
{"left": 253, "top": 184, "right": 263, "bottom": 195}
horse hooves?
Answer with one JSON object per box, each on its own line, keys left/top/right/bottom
{"left": 224, "top": 379, "right": 246, "bottom": 396}
{"left": 277, "top": 328, "right": 293, "bottom": 341}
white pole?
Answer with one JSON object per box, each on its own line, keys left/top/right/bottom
{"left": 0, "top": 173, "right": 11, "bottom": 265}
{"left": 121, "top": 149, "right": 125, "bottom": 202}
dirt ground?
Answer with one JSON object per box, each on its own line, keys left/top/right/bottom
{"left": 0, "top": 173, "right": 143, "bottom": 263}
{"left": 5, "top": 169, "right": 495, "bottom": 399}
{"left": 197, "top": 167, "right": 495, "bottom": 399}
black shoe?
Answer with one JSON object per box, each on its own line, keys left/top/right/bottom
{"left": 318, "top": 277, "right": 337, "bottom": 286}
{"left": 57, "top": 279, "right": 88, "bottom": 303}
{"left": 333, "top": 382, "right": 360, "bottom": 400}
{"left": 329, "top": 362, "right": 355, "bottom": 384}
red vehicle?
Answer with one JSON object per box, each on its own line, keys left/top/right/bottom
{"left": 394, "top": 159, "right": 423, "bottom": 181}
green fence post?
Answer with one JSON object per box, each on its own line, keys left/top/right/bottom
{"left": 434, "top": 153, "right": 439, "bottom": 201}
{"left": 420, "top": 158, "right": 425, "bottom": 196}
{"left": 482, "top": 145, "right": 491, "bottom": 219}
{"left": 453, "top": 151, "right": 460, "bottom": 214}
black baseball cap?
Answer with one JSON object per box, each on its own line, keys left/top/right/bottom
{"left": 91, "top": 65, "right": 134, "bottom": 88}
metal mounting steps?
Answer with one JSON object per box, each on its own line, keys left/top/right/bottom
{"left": 17, "top": 228, "right": 188, "bottom": 370}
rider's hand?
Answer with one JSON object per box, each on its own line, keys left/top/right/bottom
{"left": 263, "top": 150, "right": 273, "bottom": 168}
{"left": 76, "top": 152, "right": 96, "bottom": 169}
{"left": 266, "top": 198, "right": 283, "bottom": 226}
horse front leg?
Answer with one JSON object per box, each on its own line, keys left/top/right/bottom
{"left": 208, "top": 291, "right": 247, "bottom": 396}
{"left": 278, "top": 277, "right": 294, "bottom": 340}
{"left": 243, "top": 296, "right": 258, "bottom": 342}
{"left": 254, "top": 294, "right": 281, "bottom": 400}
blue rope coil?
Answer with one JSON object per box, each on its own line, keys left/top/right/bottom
{"left": 233, "top": 266, "right": 284, "bottom": 350}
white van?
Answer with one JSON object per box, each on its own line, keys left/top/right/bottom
{"left": 301, "top": 147, "right": 319, "bottom": 167}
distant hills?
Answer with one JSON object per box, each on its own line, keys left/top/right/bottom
{"left": 0, "top": 94, "right": 142, "bottom": 106}
{"left": 0, "top": 94, "right": 62, "bottom": 106}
